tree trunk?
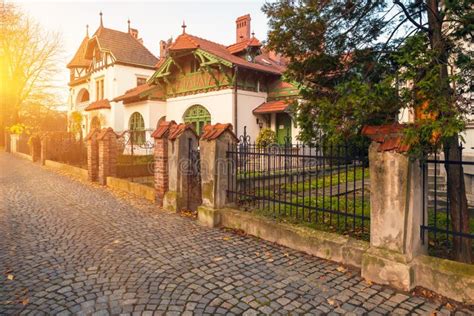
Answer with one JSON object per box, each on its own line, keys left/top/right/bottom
{"left": 426, "top": 0, "right": 472, "bottom": 263}
{"left": 444, "top": 137, "right": 472, "bottom": 263}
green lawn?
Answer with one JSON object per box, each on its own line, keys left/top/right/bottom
{"left": 237, "top": 193, "right": 370, "bottom": 241}
{"left": 426, "top": 208, "right": 474, "bottom": 260}
{"left": 280, "top": 167, "right": 369, "bottom": 193}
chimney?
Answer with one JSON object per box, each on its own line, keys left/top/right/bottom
{"left": 159, "top": 40, "right": 168, "bottom": 58}
{"left": 129, "top": 28, "right": 138, "bottom": 39}
{"left": 236, "top": 14, "right": 251, "bottom": 43}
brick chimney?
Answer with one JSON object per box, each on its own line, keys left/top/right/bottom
{"left": 129, "top": 28, "right": 139, "bottom": 39}
{"left": 159, "top": 40, "right": 168, "bottom": 58}
{"left": 236, "top": 14, "right": 251, "bottom": 43}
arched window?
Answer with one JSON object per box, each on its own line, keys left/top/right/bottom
{"left": 129, "top": 112, "right": 145, "bottom": 145}
{"left": 156, "top": 116, "right": 166, "bottom": 128}
{"left": 76, "top": 88, "right": 90, "bottom": 104}
{"left": 183, "top": 105, "right": 211, "bottom": 135}
{"left": 90, "top": 116, "right": 101, "bottom": 131}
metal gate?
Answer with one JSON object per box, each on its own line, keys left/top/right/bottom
{"left": 186, "top": 138, "right": 202, "bottom": 211}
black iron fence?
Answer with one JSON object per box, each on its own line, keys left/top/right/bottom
{"left": 226, "top": 128, "right": 370, "bottom": 240}
{"left": 422, "top": 145, "right": 474, "bottom": 263}
{"left": 116, "top": 129, "right": 155, "bottom": 184}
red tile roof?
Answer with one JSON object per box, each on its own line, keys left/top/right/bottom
{"left": 85, "top": 27, "right": 158, "bottom": 68}
{"left": 152, "top": 121, "right": 177, "bottom": 139}
{"left": 114, "top": 83, "right": 165, "bottom": 104}
{"left": 227, "top": 37, "right": 261, "bottom": 54}
{"left": 84, "top": 99, "right": 111, "bottom": 111}
{"left": 151, "top": 121, "right": 197, "bottom": 140}
{"left": 201, "top": 123, "right": 237, "bottom": 141}
{"left": 67, "top": 36, "right": 91, "bottom": 68}
{"left": 253, "top": 100, "right": 291, "bottom": 114}
{"left": 168, "top": 123, "right": 197, "bottom": 140}
{"left": 362, "top": 124, "right": 410, "bottom": 152}
{"left": 168, "top": 33, "right": 282, "bottom": 75}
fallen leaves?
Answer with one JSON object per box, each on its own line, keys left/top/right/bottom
{"left": 7, "top": 274, "right": 14, "bottom": 281}
{"left": 212, "top": 256, "right": 223, "bottom": 262}
{"left": 336, "top": 266, "right": 347, "bottom": 273}
{"left": 327, "top": 298, "right": 336, "bottom": 306}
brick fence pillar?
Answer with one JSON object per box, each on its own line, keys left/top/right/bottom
{"left": 97, "top": 128, "right": 118, "bottom": 185}
{"left": 40, "top": 133, "right": 50, "bottom": 165}
{"left": 197, "top": 123, "right": 238, "bottom": 227}
{"left": 152, "top": 121, "right": 173, "bottom": 206}
{"left": 86, "top": 129, "right": 99, "bottom": 182}
{"left": 360, "top": 125, "right": 427, "bottom": 291}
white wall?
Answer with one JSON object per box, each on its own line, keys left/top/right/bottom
{"left": 236, "top": 90, "right": 267, "bottom": 139}
{"left": 122, "top": 100, "right": 167, "bottom": 132}
{"left": 166, "top": 89, "right": 234, "bottom": 126}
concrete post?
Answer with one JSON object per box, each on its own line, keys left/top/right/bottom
{"left": 86, "top": 129, "right": 99, "bottom": 182}
{"left": 4, "top": 131, "right": 11, "bottom": 153}
{"left": 40, "top": 133, "right": 50, "bottom": 165}
{"left": 197, "top": 123, "right": 238, "bottom": 227}
{"left": 97, "top": 128, "right": 118, "bottom": 185}
{"left": 30, "top": 135, "right": 41, "bottom": 162}
{"left": 152, "top": 121, "right": 174, "bottom": 206}
{"left": 361, "top": 125, "right": 427, "bottom": 291}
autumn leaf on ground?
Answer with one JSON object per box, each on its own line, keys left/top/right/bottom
{"left": 327, "top": 298, "right": 336, "bottom": 306}
{"left": 21, "top": 298, "right": 29, "bottom": 305}
{"left": 336, "top": 266, "right": 347, "bottom": 273}
{"left": 7, "top": 274, "right": 14, "bottom": 281}
{"left": 212, "top": 257, "right": 223, "bottom": 262}
{"left": 222, "top": 236, "right": 231, "bottom": 241}
{"left": 365, "top": 279, "right": 373, "bottom": 286}
{"left": 255, "top": 252, "right": 260, "bottom": 256}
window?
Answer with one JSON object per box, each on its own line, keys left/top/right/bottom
{"left": 128, "top": 112, "right": 145, "bottom": 145}
{"left": 183, "top": 105, "right": 211, "bottom": 135}
{"left": 95, "top": 78, "right": 105, "bottom": 101}
{"left": 137, "top": 77, "right": 147, "bottom": 86}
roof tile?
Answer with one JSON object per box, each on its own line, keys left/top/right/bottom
{"left": 201, "top": 123, "right": 237, "bottom": 141}
{"left": 362, "top": 124, "right": 410, "bottom": 153}
{"left": 85, "top": 27, "right": 158, "bottom": 68}
{"left": 253, "top": 100, "right": 291, "bottom": 114}
{"left": 85, "top": 99, "right": 111, "bottom": 111}
{"left": 168, "top": 33, "right": 282, "bottom": 75}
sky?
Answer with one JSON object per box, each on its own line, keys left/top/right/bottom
{"left": 13, "top": 0, "right": 270, "bottom": 105}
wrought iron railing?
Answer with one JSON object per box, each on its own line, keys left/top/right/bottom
{"left": 421, "top": 145, "right": 474, "bottom": 262}
{"left": 226, "top": 127, "right": 370, "bottom": 240}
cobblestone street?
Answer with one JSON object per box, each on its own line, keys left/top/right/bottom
{"left": 0, "top": 153, "right": 471, "bottom": 315}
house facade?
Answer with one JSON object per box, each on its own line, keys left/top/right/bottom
{"left": 68, "top": 14, "right": 301, "bottom": 147}
{"left": 67, "top": 15, "right": 160, "bottom": 138}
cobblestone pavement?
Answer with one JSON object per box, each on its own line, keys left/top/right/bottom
{"left": 0, "top": 153, "right": 472, "bottom": 316}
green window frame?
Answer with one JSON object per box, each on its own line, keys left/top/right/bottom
{"left": 129, "top": 112, "right": 145, "bottom": 145}
{"left": 183, "top": 105, "right": 211, "bottom": 135}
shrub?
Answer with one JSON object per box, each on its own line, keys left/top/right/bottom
{"left": 256, "top": 128, "right": 277, "bottom": 148}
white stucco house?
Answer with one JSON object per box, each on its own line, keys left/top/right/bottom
{"left": 67, "top": 15, "right": 160, "bottom": 137}
{"left": 68, "top": 14, "right": 301, "bottom": 150}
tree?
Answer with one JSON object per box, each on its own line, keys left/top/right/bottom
{"left": 0, "top": 3, "right": 62, "bottom": 142}
{"left": 263, "top": 0, "right": 473, "bottom": 262}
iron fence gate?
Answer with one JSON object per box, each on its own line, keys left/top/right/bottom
{"left": 187, "top": 138, "right": 202, "bottom": 211}
{"left": 226, "top": 127, "right": 370, "bottom": 240}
